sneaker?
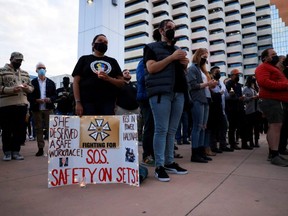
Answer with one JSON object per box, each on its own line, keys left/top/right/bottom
{"left": 12, "top": 152, "right": 24, "bottom": 160}
{"left": 3, "top": 152, "right": 12, "bottom": 161}
{"left": 164, "top": 162, "right": 188, "bottom": 175}
{"left": 271, "top": 155, "right": 288, "bottom": 167}
{"left": 155, "top": 166, "right": 170, "bottom": 182}
{"left": 29, "top": 136, "right": 35, "bottom": 141}
{"left": 141, "top": 156, "right": 155, "bottom": 167}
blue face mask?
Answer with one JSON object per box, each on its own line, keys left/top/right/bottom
{"left": 38, "top": 68, "right": 46, "bottom": 76}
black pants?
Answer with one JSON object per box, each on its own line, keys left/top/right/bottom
{"left": 0, "top": 105, "right": 27, "bottom": 153}
{"left": 139, "top": 100, "right": 154, "bottom": 159}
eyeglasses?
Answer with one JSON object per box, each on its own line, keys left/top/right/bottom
{"left": 37, "top": 67, "right": 46, "bottom": 70}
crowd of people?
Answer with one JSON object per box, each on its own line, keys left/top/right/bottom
{"left": 1, "top": 19, "right": 288, "bottom": 183}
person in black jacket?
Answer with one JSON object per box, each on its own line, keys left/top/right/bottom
{"left": 29, "top": 62, "right": 56, "bottom": 156}
{"left": 115, "top": 69, "right": 139, "bottom": 115}
{"left": 55, "top": 77, "right": 74, "bottom": 115}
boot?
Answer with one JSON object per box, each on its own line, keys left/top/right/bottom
{"left": 241, "top": 141, "right": 253, "bottom": 150}
{"left": 254, "top": 139, "right": 260, "bottom": 148}
{"left": 199, "top": 146, "right": 212, "bottom": 161}
{"left": 205, "top": 146, "right": 216, "bottom": 156}
{"left": 249, "top": 140, "right": 254, "bottom": 148}
{"left": 35, "top": 148, "right": 44, "bottom": 157}
{"left": 191, "top": 148, "right": 208, "bottom": 163}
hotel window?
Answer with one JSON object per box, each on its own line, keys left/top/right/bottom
{"left": 228, "top": 63, "right": 242, "bottom": 68}
{"left": 210, "top": 28, "right": 224, "bottom": 34}
{"left": 227, "top": 52, "right": 242, "bottom": 57}
{"left": 243, "top": 53, "right": 258, "bottom": 59}
{"left": 173, "top": 14, "right": 188, "bottom": 20}
{"left": 225, "top": 10, "right": 239, "bottom": 16}
{"left": 210, "top": 61, "right": 226, "bottom": 66}
{"left": 210, "top": 50, "right": 225, "bottom": 56}
{"left": 226, "top": 21, "right": 240, "bottom": 26}
{"left": 256, "top": 4, "right": 270, "bottom": 11}
{"left": 242, "top": 33, "right": 256, "bottom": 38}
{"left": 125, "top": 0, "right": 148, "bottom": 8}
{"left": 241, "top": 12, "right": 255, "bottom": 19}
{"left": 191, "top": 5, "right": 206, "bottom": 12}
{"left": 227, "top": 41, "right": 241, "bottom": 47}
{"left": 153, "top": 11, "right": 169, "bottom": 18}
{"left": 257, "top": 25, "right": 271, "bottom": 31}
{"left": 243, "top": 43, "right": 257, "bottom": 48}
{"left": 191, "top": 16, "right": 206, "bottom": 22}
{"left": 125, "top": 21, "right": 148, "bottom": 30}
{"left": 125, "top": 33, "right": 148, "bottom": 41}
{"left": 191, "top": 27, "right": 207, "bottom": 33}
{"left": 172, "top": 2, "right": 187, "bottom": 9}
{"left": 192, "top": 38, "right": 207, "bottom": 43}
{"left": 225, "top": 1, "right": 238, "bottom": 7}
{"left": 152, "top": 0, "right": 168, "bottom": 7}
{"left": 242, "top": 23, "right": 256, "bottom": 29}
{"left": 125, "top": 9, "right": 148, "bottom": 18}
{"left": 209, "top": 18, "right": 224, "bottom": 25}
{"left": 125, "top": 44, "right": 145, "bottom": 52}
{"left": 244, "top": 64, "right": 258, "bottom": 69}
{"left": 241, "top": 2, "right": 254, "bottom": 9}
{"left": 210, "top": 39, "right": 225, "bottom": 45}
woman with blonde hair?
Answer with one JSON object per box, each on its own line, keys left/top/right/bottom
{"left": 186, "top": 48, "right": 217, "bottom": 163}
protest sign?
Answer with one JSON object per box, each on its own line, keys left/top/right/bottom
{"left": 48, "top": 115, "right": 139, "bottom": 188}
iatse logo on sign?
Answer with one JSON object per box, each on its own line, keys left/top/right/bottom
{"left": 80, "top": 116, "right": 119, "bottom": 149}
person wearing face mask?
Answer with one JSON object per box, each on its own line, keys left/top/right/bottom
{"left": 0, "top": 52, "right": 34, "bottom": 161}
{"left": 115, "top": 69, "right": 139, "bottom": 115}
{"left": 242, "top": 76, "right": 261, "bottom": 148}
{"left": 209, "top": 66, "right": 233, "bottom": 153}
{"left": 186, "top": 48, "right": 218, "bottom": 163}
{"left": 225, "top": 69, "right": 249, "bottom": 150}
{"left": 144, "top": 19, "right": 189, "bottom": 182}
{"left": 55, "top": 77, "right": 74, "bottom": 115}
{"left": 72, "top": 34, "right": 125, "bottom": 116}
{"left": 29, "top": 62, "right": 57, "bottom": 156}
{"left": 255, "top": 48, "right": 288, "bottom": 167}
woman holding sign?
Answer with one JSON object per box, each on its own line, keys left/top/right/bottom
{"left": 72, "top": 34, "right": 125, "bottom": 116}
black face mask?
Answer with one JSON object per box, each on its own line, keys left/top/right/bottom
{"left": 270, "top": 55, "right": 279, "bottom": 65}
{"left": 12, "top": 62, "right": 21, "bottom": 70}
{"left": 235, "top": 77, "right": 239, "bottom": 83}
{"left": 93, "top": 43, "right": 108, "bottom": 54}
{"left": 165, "top": 29, "right": 175, "bottom": 41}
{"left": 214, "top": 73, "right": 221, "bottom": 80}
{"left": 200, "top": 58, "right": 207, "bottom": 65}
{"left": 251, "top": 78, "right": 256, "bottom": 83}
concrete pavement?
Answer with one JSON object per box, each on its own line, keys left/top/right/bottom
{"left": 0, "top": 134, "right": 288, "bottom": 216}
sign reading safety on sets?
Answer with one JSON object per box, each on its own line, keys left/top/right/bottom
{"left": 48, "top": 115, "right": 139, "bottom": 188}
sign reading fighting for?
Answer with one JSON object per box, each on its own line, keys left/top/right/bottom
{"left": 48, "top": 115, "right": 139, "bottom": 188}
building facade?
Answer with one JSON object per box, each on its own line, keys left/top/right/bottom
{"left": 270, "top": 0, "right": 288, "bottom": 56}
{"left": 124, "top": 0, "right": 272, "bottom": 81}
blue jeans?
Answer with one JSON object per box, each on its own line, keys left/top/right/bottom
{"left": 149, "top": 93, "right": 184, "bottom": 167}
{"left": 191, "top": 101, "right": 209, "bottom": 148}
{"left": 175, "top": 110, "right": 189, "bottom": 142}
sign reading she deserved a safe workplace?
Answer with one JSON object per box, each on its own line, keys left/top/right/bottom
{"left": 48, "top": 115, "right": 139, "bottom": 188}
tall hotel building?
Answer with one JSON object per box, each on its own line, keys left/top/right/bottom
{"left": 124, "top": 0, "right": 273, "bottom": 80}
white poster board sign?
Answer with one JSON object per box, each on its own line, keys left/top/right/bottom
{"left": 48, "top": 115, "right": 139, "bottom": 188}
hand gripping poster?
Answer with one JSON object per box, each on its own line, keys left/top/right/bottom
{"left": 48, "top": 115, "right": 139, "bottom": 188}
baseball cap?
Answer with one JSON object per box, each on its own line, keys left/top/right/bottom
{"left": 10, "top": 52, "right": 24, "bottom": 60}
{"left": 230, "top": 69, "right": 241, "bottom": 75}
